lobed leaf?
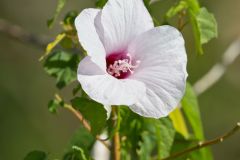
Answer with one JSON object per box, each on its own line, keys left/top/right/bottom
{"left": 43, "top": 50, "right": 80, "bottom": 89}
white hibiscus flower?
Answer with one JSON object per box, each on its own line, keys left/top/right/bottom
{"left": 75, "top": 0, "right": 188, "bottom": 119}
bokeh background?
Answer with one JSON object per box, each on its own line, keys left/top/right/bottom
{"left": 0, "top": 0, "right": 239, "bottom": 159}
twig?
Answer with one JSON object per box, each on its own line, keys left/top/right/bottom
{"left": 0, "top": 18, "right": 49, "bottom": 49}
{"left": 194, "top": 38, "right": 240, "bottom": 96}
{"left": 161, "top": 122, "right": 240, "bottom": 160}
{"left": 54, "top": 94, "right": 110, "bottom": 150}
{"left": 112, "top": 107, "right": 121, "bottom": 160}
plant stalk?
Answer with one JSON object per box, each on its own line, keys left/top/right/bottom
{"left": 112, "top": 107, "right": 121, "bottom": 160}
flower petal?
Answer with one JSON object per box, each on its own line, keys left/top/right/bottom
{"left": 75, "top": 9, "right": 106, "bottom": 70}
{"left": 128, "top": 26, "right": 188, "bottom": 118}
{"left": 103, "top": 105, "right": 112, "bottom": 119}
{"left": 78, "top": 56, "right": 146, "bottom": 106}
{"left": 95, "top": 0, "right": 154, "bottom": 54}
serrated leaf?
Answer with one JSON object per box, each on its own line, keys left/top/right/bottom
{"left": 196, "top": 7, "right": 218, "bottom": 44}
{"left": 43, "top": 51, "right": 79, "bottom": 89}
{"left": 138, "top": 131, "right": 156, "bottom": 160}
{"left": 119, "top": 107, "right": 143, "bottom": 159}
{"left": 71, "top": 97, "right": 107, "bottom": 135}
{"left": 157, "top": 117, "right": 176, "bottom": 159}
{"left": 47, "top": 0, "right": 67, "bottom": 28}
{"left": 24, "top": 151, "right": 47, "bottom": 160}
{"left": 141, "top": 117, "right": 175, "bottom": 159}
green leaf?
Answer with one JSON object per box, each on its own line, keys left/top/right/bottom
{"left": 24, "top": 151, "right": 47, "bottom": 160}
{"left": 185, "top": 0, "right": 200, "bottom": 13}
{"left": 95, "top": 0, "right": 107, "bottom": 8}
{"left": 182, "top": 82, "right": 204, "bottom": 139}
{"left": 119, "top": 107, "right": 144, "bottom": 159}
{"left": 196, "top": 7, "right": 218, "bottom": 44}
{"left": 165, "top": 0, "right": 188, "bottom": 19}
{"left": 48, "top": 99, "right": 60, "bottom": 113}
{"left": 140, "top": 117, "right": 175, "bottom": 159}
{"left": 71, "top": 97, "right": 107, "bottom": 135}
{"left": 69, "top": 126, "right": 95, "bottom": 150}
{"left": 170, "top": 133, "right": 198, "bottom": 160}
{"left": 156, "top": 118, "right": 176, "bottom": 159}
{"left": 63, "top": 125, "right": 94, "bottom": 160}
{"left": 43, "top": 51, "right": 80, "bottom": 89}
{"left": 138, "top": 131, "right": 156, "bottom": 160}
{"left": 181, "top": 82, "right": 213, "bottom": 160}
{"left": 63, "top": 146, "right": 92, "bottom": 160}
{"left": 47, "top": 0, "right": 67, "bottom": 28}
{"left": 63, "top": 11, "right": 78, "bottom": 26}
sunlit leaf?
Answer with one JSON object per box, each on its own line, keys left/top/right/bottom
{"left": 71, "top": 97, "right": 107, "bottom": 135}
{"left": 169, "top": 108, "right": 189, "bottom": 138}
{"left": 39, "top": 33, "right": 66, "bottom": 61}
{"left": 47, "top": 0, "right": 67, "bottom": 28}
{"left": 24, "top": 151, "right": 47, "bottom": 160}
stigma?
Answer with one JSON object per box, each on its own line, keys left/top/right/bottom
{"left": 106, "top": 52, "right": 140, "bottom": 79}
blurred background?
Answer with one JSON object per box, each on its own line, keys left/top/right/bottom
{"left": 0, "top": 0, "right": 239, "bottom": 159}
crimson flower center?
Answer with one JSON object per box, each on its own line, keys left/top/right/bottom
{"left": 106, "top": 52, "right": 140, "bottom": 79}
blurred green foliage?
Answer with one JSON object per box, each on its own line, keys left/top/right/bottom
{"left": 0, "top": 0, "right": 240, "bottom": 160}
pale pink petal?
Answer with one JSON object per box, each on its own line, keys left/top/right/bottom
{"left": 95, "top": 0, "right": 154, "bottom": 54}
{"left": 75, "top": 9, "right": 106, "bottom": 70}
{"left": 78, "top": 56, "right": 146, "bottom": 106}
{"left": 128, "top": 26, "right": 188, "bottom": 118}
